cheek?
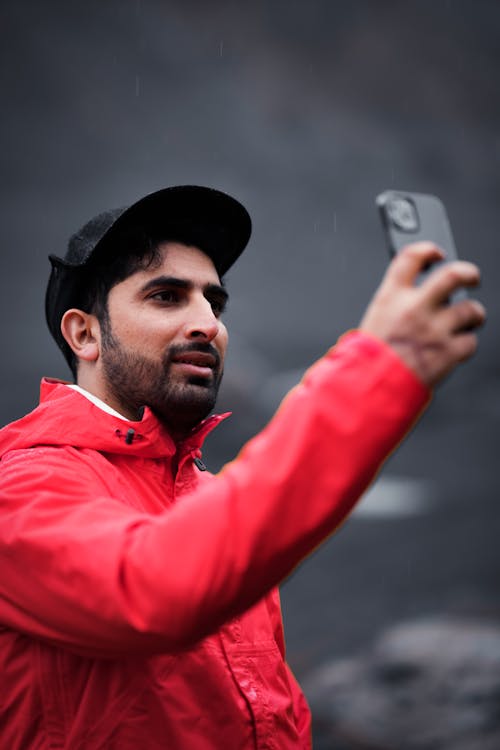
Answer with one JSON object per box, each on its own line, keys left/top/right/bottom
{"left": 109, "top": 319, "right": 154, "bottom": 349}
{"left": 107, "top": 304, "right": 178, "bottom": 352}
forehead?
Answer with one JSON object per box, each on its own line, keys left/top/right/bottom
{"left": 128, "top": 241, "right": 222, "bottom": 286}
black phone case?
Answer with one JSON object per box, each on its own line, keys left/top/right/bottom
{"left": 376, "top": 190, "right": 459, "bottom": 259}
{"left": 376, "top": 190, "right": 465, "bottom": 301}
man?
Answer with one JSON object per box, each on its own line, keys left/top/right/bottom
{"left": 0, "top": 185, "right": 485, "bottom": 749}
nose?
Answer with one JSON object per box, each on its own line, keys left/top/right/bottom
{"left": 184, "top": 295, "right": 220, "bottom": 342}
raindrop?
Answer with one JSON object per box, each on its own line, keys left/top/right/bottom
{"left": 135, "top": 75, "right": 141, "bottom": 97}
{"left": 219, "top": 40, "right": 224, "bottom": 57}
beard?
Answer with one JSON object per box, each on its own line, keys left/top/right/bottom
{"left": 100, "top": 327, "right": 223, "bottom": 435}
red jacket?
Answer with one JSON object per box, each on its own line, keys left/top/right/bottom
{"left": 0, "top": 332, "right": 428, "bottom": 749}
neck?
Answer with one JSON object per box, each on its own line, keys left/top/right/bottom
{"left": 76, "top": 366, "right": 210, "bottom": 438}
{"left": 76, "top": 370, "right": 142, "bottom": 421}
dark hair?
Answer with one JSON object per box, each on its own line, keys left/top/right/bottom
{"left": 67, "top": 226, "right": 164, "bottom": 378}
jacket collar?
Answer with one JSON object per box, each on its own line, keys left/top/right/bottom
{"left": 0, "top": 378, "right": 229, "bottom": 460}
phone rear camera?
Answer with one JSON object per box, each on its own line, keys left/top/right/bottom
{"left": 387, "top": 197, "right": 419, "bottom": 232}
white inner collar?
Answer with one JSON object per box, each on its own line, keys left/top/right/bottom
{"left": 67, "top": 384, "right": 131, "bottom": 421}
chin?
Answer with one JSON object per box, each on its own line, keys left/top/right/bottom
{"left": 186, "top": 375, "right": 216, "bottom": 388}
{"left": 154, "top": 383, "right": 218, "bottom": 425}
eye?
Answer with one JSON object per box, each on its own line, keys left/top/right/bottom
{"left": 149, "top": 289, "right": 180, "bottom": 304}
{"left": 207, "top": 296, "right": 227, "bottom": 317}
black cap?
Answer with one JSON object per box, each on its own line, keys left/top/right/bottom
{"left": 45, "top": 185, "right": 252, "bottom": 366}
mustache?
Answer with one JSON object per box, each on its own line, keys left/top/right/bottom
{"left": 164, "top": 342, "right": 222, "bottom": 371}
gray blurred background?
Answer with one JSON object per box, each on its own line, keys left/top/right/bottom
{"left": 1, "top": 1, "right": 499, "bottom": 745}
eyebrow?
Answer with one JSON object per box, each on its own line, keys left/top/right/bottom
{"left": 140, "top": 275, "right": 229, "bottom": 304}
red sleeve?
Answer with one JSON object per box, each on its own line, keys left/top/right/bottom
{"left": 0, "top": 332, "right": 429, "bottom": 656}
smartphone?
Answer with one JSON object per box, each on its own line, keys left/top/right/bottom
{"left": 376, "top": 190, "right": 466, "bottom": 302}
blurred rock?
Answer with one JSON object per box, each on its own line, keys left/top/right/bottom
{"left": 303, "top": 617, "right": 500, "bottom": 750}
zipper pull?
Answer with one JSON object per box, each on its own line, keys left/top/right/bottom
{"left": 193, "top": 456, "right": 207, "bottom": 471}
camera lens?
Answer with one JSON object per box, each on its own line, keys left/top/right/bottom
{"left": 387, "top": 197, "right": 419, "bottom": 232}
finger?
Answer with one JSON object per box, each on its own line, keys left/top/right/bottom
{"left": 438, "top": 298, "right": 487, "bottom": 333}
{"left": 422, "top": 260, "right": 481, "bottom": 305}
{"left": 385, "top": 242, "right": 445, "bottom": 287}
{"left": 449, "top": 330, "right": 480, "bottom": 363}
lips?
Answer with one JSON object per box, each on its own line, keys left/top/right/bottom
{"left": 168, "top": 348, "right": 220, "bottom": 382}
{"left": 171, "top": 351, "right": 217, "bottom": 369}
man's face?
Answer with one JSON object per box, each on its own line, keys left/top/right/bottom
{"left": 98, "top": 242, "right": 229, "bottom": 434}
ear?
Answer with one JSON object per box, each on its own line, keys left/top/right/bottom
{"left": 60, "top": 309, "right": 101, "bottom": 364}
